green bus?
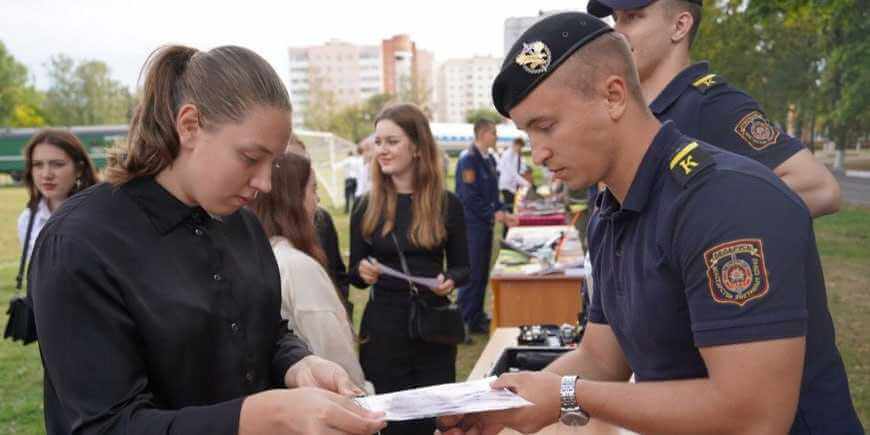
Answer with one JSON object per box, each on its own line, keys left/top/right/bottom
{"left": 0, "top": 125, "right": 127, "bottom": 180}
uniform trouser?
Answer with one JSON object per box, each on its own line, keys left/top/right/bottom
{"left": 457, "top": 223, "right": 493, "bottom": 326}
{"left": 360, "top": 289, "right": 457, "bottom": 435}
{"left": 344, "top": 178, "right": 357, "bottom": 213}
{"left": 500, "top": 190, "right": 515, "bottom": 212}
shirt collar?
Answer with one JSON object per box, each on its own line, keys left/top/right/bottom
{"left": 122, "top": 177, "right": 211, "bottom": 235}
{"left": 35, "top": 198, "right": 52, "bottom": 219}
{"left": 600, "top": 121, "right": 682, "bottom": 216}
{"left": 649, "top": 62, "right": 710, "bottom": 115}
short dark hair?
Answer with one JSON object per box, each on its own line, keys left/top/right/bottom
{"left": 553, "top": 32, "right": 645, "bottom": 104}
{"left": 663, "top": 0, "right": 703, "bottom": 47}
{"left": 473, "top": 119, "right": 495, "bottom": 139}
{"left": 513, "top": 137, "right": 525, "bottom": 146}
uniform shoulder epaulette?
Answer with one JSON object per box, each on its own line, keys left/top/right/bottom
{"left": 691, "top": 73, "right": 725, "bottom": 94}
{"left": 668, "top": 141, "right": 715, "bottom": 187}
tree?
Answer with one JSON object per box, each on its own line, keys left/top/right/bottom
{"left": 305, "top": 71, "right": 396, "bottom": 143}
{"left": 397, "top": 73, "right": 433, "bottom": 116}
{"left": 692, "top": 0, "right": 870, "bottom": 168}
{"left": 813, "top": 0, "right": 870, "bottom": 169}
{"left": 0, "top": 41, "right": 46, "bottom": 127}
{"left": 742, "top": 0, "right": 870, "bottom": 169}
{"left": 42, "top": 54, "right": 134, "bottom": 126}
{"left": 465, "top": 108, "right": 502, "bottom": 125}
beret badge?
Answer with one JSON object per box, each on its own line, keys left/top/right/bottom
{"left": 515, "top": 41, "right": 552, "bottom": 74}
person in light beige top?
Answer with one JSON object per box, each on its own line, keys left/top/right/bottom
{"left": 271, "top": 237, "right": 370, "bottom": 392}
{"left": 250, "top": 150, "right": 371, "bottom": 393}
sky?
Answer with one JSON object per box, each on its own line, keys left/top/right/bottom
{"left": 1, "top": 0, "right": 591, "bottom": 91}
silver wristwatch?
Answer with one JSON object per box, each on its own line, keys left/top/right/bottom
{"left": 559, "top": 375, "right": 590, "bottom": 426}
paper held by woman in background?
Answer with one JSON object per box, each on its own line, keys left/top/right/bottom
{"left": 371, "top": 257, "right": 442, "bottom": 290}
{"left": 353, "top": 377, "right": 532, "bottom": 421}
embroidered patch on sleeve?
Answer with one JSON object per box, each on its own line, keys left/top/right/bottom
{"left": 734, "top": 111, "right": 780, "bottom": 150}
{"left": 703, "top": 239, "right": 770, "bottom": 306}
{"left": 462, "top": 169, "right": 476, "bottom": 184}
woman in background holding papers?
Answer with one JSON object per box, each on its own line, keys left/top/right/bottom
{"left": 350, "top": 103, "right": 470, "bottom": 435}
{"left": 249, "top": 150, "right": 372, "bottom": 394}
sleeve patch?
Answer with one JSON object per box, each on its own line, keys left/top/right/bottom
{"left": 462, "top": 169, "right": 476, "bottom": 184}
{"left": 703, "top": 239, "right": 770, "bottom": 306}
{"left": 734, "top": 111, "right": 781, "bottom": 150}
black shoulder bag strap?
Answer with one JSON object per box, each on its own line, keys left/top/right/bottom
{"left": 390, "top": 232, "right": 420, "bottom": 296}
{"left": 16, "top": 207, "right": 38, "bottom": 292}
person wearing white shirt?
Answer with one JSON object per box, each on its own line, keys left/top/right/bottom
{"left": 249, "top": 150, "right": 371, "bottom": 393}
{"left": 18, "top": 129, "right": 99, "bottom": 261}
{"left": 497, "top": 137, "right": 530, "bottom": 212}
{"left": 355, "top": 138, "right": 373, "bottom": 201}
{"left": 335, "top": 148, "right": 365, "bottom": 214}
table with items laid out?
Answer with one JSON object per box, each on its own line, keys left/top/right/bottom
{"left": 490, "top": 225, "right": 586, "bottom": 330}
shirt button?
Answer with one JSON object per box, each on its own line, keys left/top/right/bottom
{"left": 230, "top": 322, "right": 240, "bottom": 333}
{"left": 194, "top": 227, "right": 204, "bottom": 236}
{"left": 245, "top": 371, "right": 255, "bottom": 383}
{"left": 213, "top": 273, "right": 223, "bottom": 281}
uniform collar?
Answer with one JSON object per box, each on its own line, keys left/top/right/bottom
{"left": 122, "top": 176, "right": 211, "bottom": 235}
{"left": 649, "top": 62, "right": 710, "bottom": 115}
{"left": 601, "top": 121, "right": 682, "bottom": 215}
{"left": 469, "top": 143, "right": 490, "bottom": 160}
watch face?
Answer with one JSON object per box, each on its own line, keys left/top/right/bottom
{"left": 560, "top": 411, "right": 590, "bottom": 426}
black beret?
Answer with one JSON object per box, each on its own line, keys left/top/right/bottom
{"left": 492, "top": 12, "right": 613, "bottom": 118}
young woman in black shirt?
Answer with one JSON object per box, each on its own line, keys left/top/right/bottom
{"left": 28, "top": 45, "right": 385, "bottom": 435}
{"left": 350, "top": 103, "right": 470, "bottom": 435}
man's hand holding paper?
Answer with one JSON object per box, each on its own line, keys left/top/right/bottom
{"left": 437, "top": 372, "right": 562, "bottom": 435}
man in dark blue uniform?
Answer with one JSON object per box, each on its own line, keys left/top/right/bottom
{"left": 454, "top": 119, "right": 515, "bottom": 334}
{"left": 587, "top": 0, "right": 841, "bottom": 218}
{"left": 438, "top": 12, "right": 861, "bottom": 435}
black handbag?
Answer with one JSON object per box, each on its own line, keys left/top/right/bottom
{"left": 391, "top": 233, "right": 466, "bottom": 345}
{"left": 4, "top": 207, "right": 38, "bottom": 345}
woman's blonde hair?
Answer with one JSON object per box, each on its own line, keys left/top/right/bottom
{"left": 106, "top": 44, "right": 291, "bottom": 184}
{"left": 362, "top": 103, "right": 446, "bottom": 249}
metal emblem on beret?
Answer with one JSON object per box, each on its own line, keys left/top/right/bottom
{"left": 735, "top": 111, "right": 780, "bottom": 150}
{"left": 704, "top": 239, "right": 769, "bottom": 306}
{"left": 515, "top": 41, "right": 552, "bottom": 74}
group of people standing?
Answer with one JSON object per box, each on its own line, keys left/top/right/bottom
{"left": 15, "top": 43, "right": 491, "bottom": 434}
{"left": 21, "top": 45, "right": 392, "bottom": 435}
{"left": 12, "top": 1, "right": 865, "bottom": 434}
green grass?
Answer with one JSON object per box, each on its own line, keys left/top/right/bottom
{"left": 0, "top": 188, "right": 44, "bottom": 434}
{"left": 1, "top": 187, "right": 868, "bottom": 432}
{"left": 813, "top": 206, "right": 870, "bottom": 425}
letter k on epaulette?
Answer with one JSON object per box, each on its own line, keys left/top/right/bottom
{"left": 669, "top": 141, "right": 714, "bottom": 186}
{"left": 691, "top": 73, "right": 722, "bottom": 94}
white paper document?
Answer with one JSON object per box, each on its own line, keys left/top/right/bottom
{"left": 372, "top": 258, "right": 442, "bottom": 290}
{"left": 353, "top": 377, "right": 533, "bottom": 421}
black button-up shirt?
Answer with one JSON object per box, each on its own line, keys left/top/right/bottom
{"left": 29, "top": 177, "right": 311, "bottom": 435}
